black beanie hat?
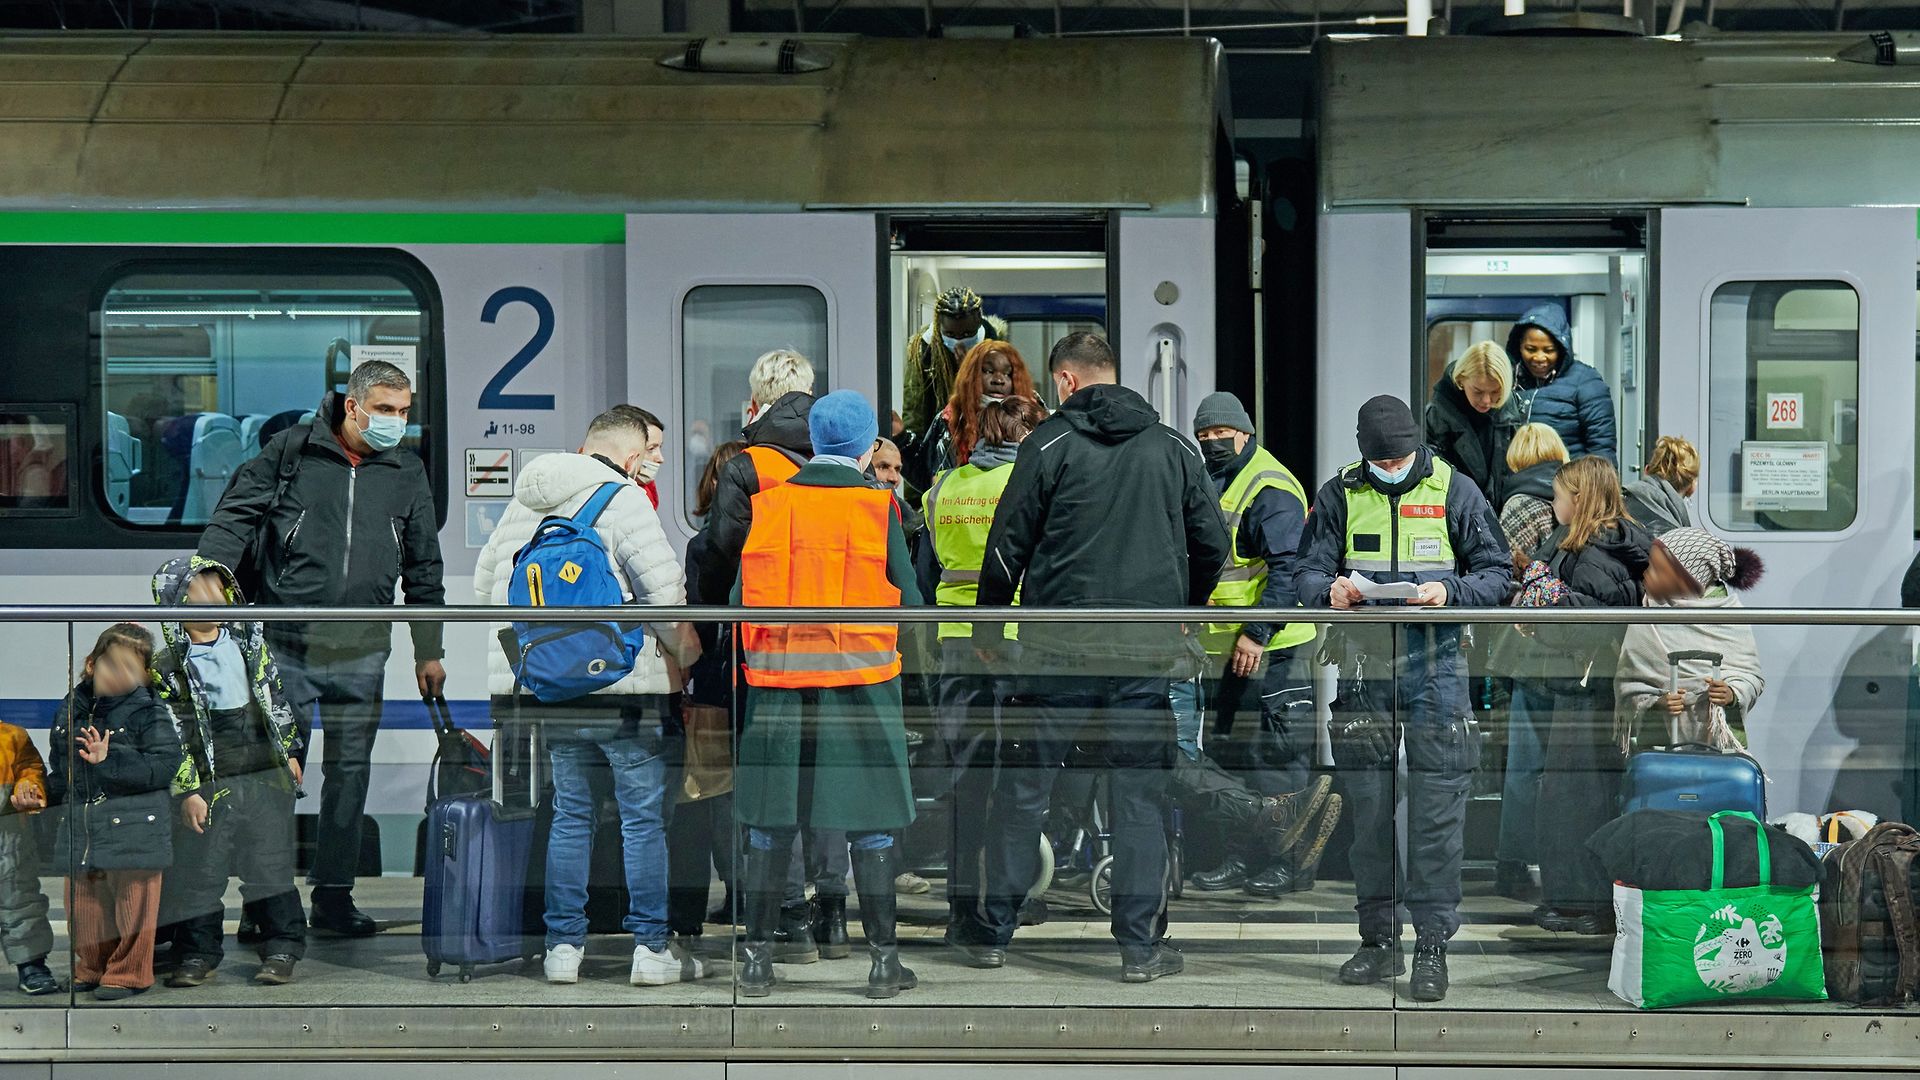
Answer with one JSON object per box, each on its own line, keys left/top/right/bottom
{"left": 1357, "top": 395, "right": 1420, "bottom": 461}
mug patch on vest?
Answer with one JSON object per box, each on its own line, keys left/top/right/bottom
{"left": 1411, "top": 538, "right": 1443, "bottom": 559}
{"left": 1400, "top": 504, "right": 1446, "bottom": 518}
{"left": 1353, "top": 533, "right": 1382, "bottom": 553}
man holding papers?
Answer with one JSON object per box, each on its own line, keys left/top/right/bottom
{"left": 1294, "top": 395, "right": 1512, "bottom": 1004}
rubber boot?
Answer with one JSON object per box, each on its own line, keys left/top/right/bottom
{"left": 773, "top": 901, "right": 820, "bottom": 964}
{"left": 812, "top": 895, "right": 851, "bottom": 960}
{"left": 850, "top": 845, "right": 918, "bottom": 1000}
{"left": 739, "top": 845, "right": 784, "bottom": 998}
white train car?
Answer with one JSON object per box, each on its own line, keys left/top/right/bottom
{"left": 1314, "top": 30, "right": 1920, "bottom": 820}
{"left": 0, "top": 33, "right": 1244, "bottom": 860}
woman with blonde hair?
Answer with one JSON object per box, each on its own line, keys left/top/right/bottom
{"left": 1425, "top": 341, "right": 1523, "bottom": 504}
{"left": 1521, "top": 454, "right": 1651, "bottom": 935}
{"left": 1622, "top": 434, "right": 1698, "bottom": 536}
{"left": 1487, "top": 420, "right": 1572, "bottom": 900}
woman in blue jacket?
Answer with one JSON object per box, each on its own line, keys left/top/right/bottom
{"left": 1506, "top": 304, "right": 1616, "bottom": 464}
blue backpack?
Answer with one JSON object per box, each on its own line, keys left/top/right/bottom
{"left": 502, "top": 483, "right": 647, "bottom": 704}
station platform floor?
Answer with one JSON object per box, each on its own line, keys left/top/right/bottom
{"left": 9, "top": 873, "right": 1859, "bottom": 1015}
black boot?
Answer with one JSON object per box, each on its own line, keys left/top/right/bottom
{"left": 1337, "top": 938, "right": 1404, "bottom": 985}
{"left": 812, "top": 894, "right": 851, "bottom": 960}
{"left": 1285, "top": 792, "right": 1342, "bottom": 890}
{"left": 1244, "top": 854, "right": 1306, "bottom": 897}
{"left": 851, "top": 845, "right": 918, "bottom": 1000}
{"left": 774, "top": 902, "right": 820, "bottom": 964}
{"left": 1190, "top": 856, "right": 1250, "bottom": 891}
{"left": 739, "top": 846, "right": 784, "bottom": 998}
{"left": 1410, "top": 935, "right": 1449, "bottom": 1002}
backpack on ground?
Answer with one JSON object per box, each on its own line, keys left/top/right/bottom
{"left": 499, "top": 482, "right": 647, "bottom": 704}
{"left": 1819, "top": 820, "right": 1920, "bottom": 1004}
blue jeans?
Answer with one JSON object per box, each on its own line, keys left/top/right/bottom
{"left": 1171, "top": 677, "right": 1203, "bottom": 762}
{"left": 544, "top": 719, "right": 669, "bottom": 949}
{"left": 1496, "top": 680, "right": 1548, "bottom": 865}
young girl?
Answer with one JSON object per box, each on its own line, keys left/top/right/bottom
{"left": 47, "top": 623, "right": 181, "bottom": 1000}
{"left": 1526, "top": 456, "right": 1651, "bottom": 935}
{"left": 1, "top": 718, "right": 57, "bottom": 994}
{"left": 1615, "top": 527, "right": 1765, "bottom": 752}
{"left": 904, "top": 340, "right": 1037, "bottom": 493}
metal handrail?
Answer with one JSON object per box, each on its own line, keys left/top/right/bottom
{"left": 7, "top": 604, "right": 1920, "bottom": 626}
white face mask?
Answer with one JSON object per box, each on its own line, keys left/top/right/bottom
{"left": 1369, "top": 459, "right": 1415, "bottom": 486}
{"left": 633, "top": 456, "right": 661, "bottom": 483}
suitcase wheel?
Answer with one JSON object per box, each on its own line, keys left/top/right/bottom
{"left": 459, "top": 965, "right": 474, "bottom": 983}
{"left": 426, "top": 960, "right": 441, "bottom": 979}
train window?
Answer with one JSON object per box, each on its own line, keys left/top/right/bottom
{"left": 1707, "top": 280, "right": 1859, "bottom": 533}
{"left": 99, "top": 271, "right": 429, "bottom": 527}
{"left": 0, "top": 405, "right": 75, "bottom": 515}
{"left": 680, "top": 284, "right": 828, "bottom": 524}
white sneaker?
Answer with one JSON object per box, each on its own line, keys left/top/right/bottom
{"left": 544, "top": 943, "right": 584, "bottom": 984}
{"left": 631, "top": 941, "right": 707, "bottom": 987}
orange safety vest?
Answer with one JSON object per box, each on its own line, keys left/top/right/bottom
{"left": 745, "top": 445, "right": 802, "bottom": 492}
{"left": 739, "top": 482, "right": 903, "bottom": 689}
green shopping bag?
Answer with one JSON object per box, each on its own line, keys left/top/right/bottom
{"left": 1610, "top": 810, "right": 1828, "bottom": 1009}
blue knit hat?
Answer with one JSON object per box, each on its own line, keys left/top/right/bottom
{"left": 808, "top": 390, "right": 879, "bottom": 460}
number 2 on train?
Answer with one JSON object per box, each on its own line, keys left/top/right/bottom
{"left": 479, "top": 286, "right": 557, "bottom": 411}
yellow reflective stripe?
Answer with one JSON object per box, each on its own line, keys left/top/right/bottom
{"left": 940, "top": 569, "right": 982, "bottom": 584}
{"left": 1216, "top": 563, "right": 1266, "bottom": 583}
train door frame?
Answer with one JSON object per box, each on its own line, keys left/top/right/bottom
{"left": 1413, "top": 212, "right": 1658, "bottom": 475}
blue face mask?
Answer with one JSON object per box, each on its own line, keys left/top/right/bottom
{"left": 1369, "top": 459, "right": 1414, "bottom": 486}
{"left": 942, "top": 332, "right": 982, "bottom": 355}
{"left": 360, "top": 411, "right": 407, "bottom": 452}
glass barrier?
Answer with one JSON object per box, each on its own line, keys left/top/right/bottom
{"left": 2, "top": 605, "right": 1909, "bottom": 1035}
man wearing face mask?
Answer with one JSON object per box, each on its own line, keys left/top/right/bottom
{"left": 474, "top": 404, "right": 704, "bottom": 986}
{"left": 198, "top": 360, "right": 446, "bottom": 937}
{"left": 901, "top": 287, "right": 1005, "bottom": 450}
{"left": 1184, "top": 393, "right": 1333, "bottom": 900}
{"left": 1293, "top": 395, "right": 1511, "bottom": 1003}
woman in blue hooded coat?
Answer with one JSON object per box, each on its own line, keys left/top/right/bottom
{"left": 1506, "top": 304, "right": 1616, "bottom": 465}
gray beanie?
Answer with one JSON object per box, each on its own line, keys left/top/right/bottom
{"left": 1193, "top": 392, "right": 1255, "bottom": 436}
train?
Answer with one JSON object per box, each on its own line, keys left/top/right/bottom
{"left": 0, "top": 28, "right": 1914, "bottom": 856}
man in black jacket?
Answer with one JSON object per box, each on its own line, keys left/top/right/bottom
{"left": 971, "top": 332, "right": 1229, "bottom": 983}
{"left": 198, "top": 360, "right": 446, "bottom": 937}
{"left": 696, "top": 349, "right": 815, "bottom": 606}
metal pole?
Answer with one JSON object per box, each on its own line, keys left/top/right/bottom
{"left": 1406, "top": 0, "right": 1431, "bottom": 34}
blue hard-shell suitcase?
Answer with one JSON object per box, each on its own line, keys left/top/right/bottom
{"left": 1620, "top": 744, "right": 1766, "bottom": 818}
{"left": 421, "top": 721, "right": 539, "bottom": 982}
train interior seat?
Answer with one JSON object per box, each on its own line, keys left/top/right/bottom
{"left": 239, "top": 413, "right": 269, "bottom": 458}
{"left": 182, "top": 412, "right": 245, "bottom": 523}
{"left": 105, "top": 410, "right": 142, "bottom": 517}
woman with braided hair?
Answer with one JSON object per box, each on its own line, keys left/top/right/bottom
{"left": 901, "top": 286, "right": 1006, "bottom": 467}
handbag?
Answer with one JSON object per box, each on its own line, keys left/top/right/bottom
{"left": 677, "top": 702, "right": 735, "bottom": 803}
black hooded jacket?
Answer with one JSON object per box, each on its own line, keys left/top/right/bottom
{"left": 699, "top": 391, "right": 814, "bottom": 605}
{"left": 1536, "top": 521, "right": 1653, "bottom": 610}
{"left": 197, "top": 394, "right": 445, "bottom": 658}
{"left": 47, "top": 681, "right": 181, "bottom": 872}
{"left": 973, "top": 383, "right": 1229, "bottom": 666}
{"left": 1425, "top": 362, "right": 1523, "bottom": 506}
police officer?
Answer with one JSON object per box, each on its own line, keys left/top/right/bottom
{"left": 1294, "top": 395, "right": 1511, "bottom": 1003}
{"left": 1185, "top": 392, "right": 1332, "bottom": 897}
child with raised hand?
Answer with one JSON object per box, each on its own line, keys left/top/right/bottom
{"left": 46, "top": 622, "right": 181, "bottom": 1000}
{"left": 1615, "top": 527, "right": 1766, "bottom": 752}
{"left": 0, "top": 716, "right": 57, "bottom": 994}
{"left": 150, "top": 556, "right": 307, "bottom": 989}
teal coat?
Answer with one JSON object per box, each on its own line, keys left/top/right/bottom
{"left": 732, "top": 462, "right": 923, "bottom": 831}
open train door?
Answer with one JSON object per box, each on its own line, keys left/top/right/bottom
{"left": 625, "top": 213, "right": 880, "bottom": 547}
{"left": 1657, "top": 206, "right": 1917, "bottom": 818}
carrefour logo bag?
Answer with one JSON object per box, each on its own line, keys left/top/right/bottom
{"left": 1610, "top": 810, "right": 1827, "bottom": 1008}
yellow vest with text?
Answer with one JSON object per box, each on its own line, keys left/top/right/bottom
{"left": 925, "top": 463, "right": 1018, "bottom": 641}
{"left": 1203, "top": 447, "right": 1317, "bottom": 655}
{"left": 1341, "top": 456, "right": 1456, "bottom": 576}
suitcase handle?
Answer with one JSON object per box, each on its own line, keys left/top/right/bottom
{"left": 492, "top": 687, "right": 541, "bottom": 812}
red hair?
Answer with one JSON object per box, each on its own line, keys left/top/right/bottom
{"left": 946, "top": 340, "right": 1035, "bottom": 465}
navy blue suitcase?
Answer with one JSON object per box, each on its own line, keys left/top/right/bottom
{"left": 1620, "top": 744, "right": 1766, "bottom": 818}
{"left": 422, "top": 723, "right": 539, "bottom": 982}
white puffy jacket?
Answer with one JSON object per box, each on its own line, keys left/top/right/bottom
{"left": 475, "top": 453, "right": 700, "bottom": 697}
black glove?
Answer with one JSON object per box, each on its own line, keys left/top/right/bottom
{"left": 1331, "top": 714, "right": 1396, "bottom": 769}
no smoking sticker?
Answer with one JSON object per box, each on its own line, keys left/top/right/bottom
{"left": 465, "top": 448, "right": 514, "bottom": 497}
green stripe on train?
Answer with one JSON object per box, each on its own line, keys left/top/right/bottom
{"left": 0, "top": 212, "right": 626, "bottom": 245}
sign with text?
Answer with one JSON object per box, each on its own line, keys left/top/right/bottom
{"left": 1741, "top": 441, "right": 1827, "bottom": 512}
{"left": 1765, "top": 392, "right": 1805, "bottom": 430}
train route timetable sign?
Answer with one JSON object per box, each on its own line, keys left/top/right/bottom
{"left": 1741, "top": 441, "right": 1827, "bottom": 511}
{"left": 465, "top": 448, "right": 515, "bottom": 498}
